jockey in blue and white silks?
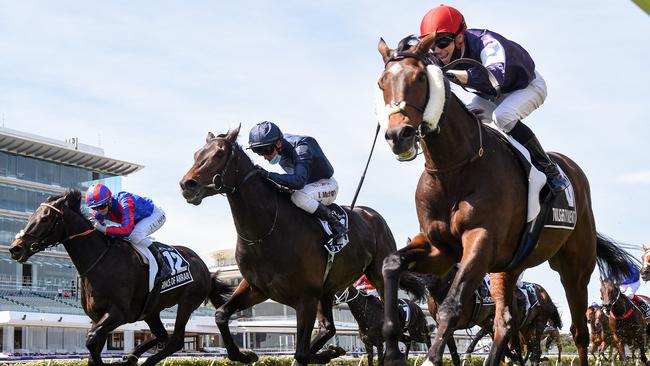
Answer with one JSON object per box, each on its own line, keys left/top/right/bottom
{"left": 85, "top": 183, "right": 171, "bottom": 288}
{"left": 619, "top": 260, "right": 641, "bottom": 299}
{"left": 248, "top": 121, "right": 348, "bottom": 242}
{"left": 420, "top": 5, "right": 569, "bottom": 195}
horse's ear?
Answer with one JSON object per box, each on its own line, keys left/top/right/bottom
{"left": 225, "top": 124, "right": 241, "bottom": 142}
{"left": 64, "top": 190, "right": 82, "bottom": 210}
{"left": 378, "top": 37, "right": 394, "bottom": 64}
{"left": 206, "top": 132, "right": 216, "bottom": 142}
{"left": 414, "top": 32, "right": 437, "bottom": 56}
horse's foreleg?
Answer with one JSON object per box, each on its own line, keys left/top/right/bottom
{"left": 308, "top": 296, "right": 337, "bottom": 353}
{"left": 445, "top": 335, "right": 460, "bottom": 366}
{"left": 428, "top": 241, "right": 488, "bottom": 366}
{"left": 86, "top": 310, "right": 125, "bottom": 366}
{"left": 382, "top": 233, "right": 450, "bottom": 366}
{"left": 366, "top": 343, "right": 375, "bottom": 366}
{"left": 215, "top": 279, "right": 267, "bottom": 363}
{"left": 485, "top": 272, "right": 517, "bottom": 366}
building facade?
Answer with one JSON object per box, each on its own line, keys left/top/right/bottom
{"left": 0, "top": 127, "right": 142, "bottom": 354}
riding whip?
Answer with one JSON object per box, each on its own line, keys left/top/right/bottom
{"left": 350, "top": 122, "right": 381, "bottom": 210}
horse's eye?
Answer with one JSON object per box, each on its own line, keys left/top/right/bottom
{"left": 41, "top": 217, "right": 49, "bottom": 223}
{"left": 417, "top": 73, "right": 427, "bottom": 82}
{"left": 215, "top": 148, "right": 225, "bottom": 158}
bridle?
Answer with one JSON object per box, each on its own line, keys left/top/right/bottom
{"left": 201, "top": 137, "right": 279, "bottom": 245}
{"left": 204, "top": 138, "right": 257, "bottom": 195}
{"left": 382, "top": 52, "right": 485, "bottom": 171}
{"left": 603, "top": 284, "right": 634, "bottom": 321}
{"left": 18, "top": 203, "right": 96, "bottom": 253}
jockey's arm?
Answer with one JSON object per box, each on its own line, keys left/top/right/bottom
{"left": 465, "top": 38, "right": 506, "bottom": 96}
{"left": 104, "top": 196, "right": 136, "bottom": 237}
{"left": 268, "top": 161, "right": 311, "bottom": 190}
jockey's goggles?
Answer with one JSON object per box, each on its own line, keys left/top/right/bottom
{"left": 91, "top": 203, "right": 108, "bottom": 211}
{"left": 251, "top": 145, "right": 276, "bottom": 156}
{"left": 434, "top": 35, "right": 455, "bottom": 49}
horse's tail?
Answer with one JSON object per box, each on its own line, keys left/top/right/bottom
{"left": 207, "top": 272, "right": 232, "bottom": 309}
{"left": 549, "top": 304, "right": 563, "bottom": 330}
{"left": 595, "top": 232, "right": 639, "bottom": 283}
{"left": 399, "top": 271, "right": 427, "bottom": 302}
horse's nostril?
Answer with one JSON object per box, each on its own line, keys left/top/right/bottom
{"left": 182, "top": 179, "right": 198, "bottom": 190}
{"left": 399, "top": 126, "right": 416, "bottom": 140}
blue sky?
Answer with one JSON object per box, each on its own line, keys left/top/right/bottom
{"left": 1, "top": 1, "right": 648, "bottom": 329}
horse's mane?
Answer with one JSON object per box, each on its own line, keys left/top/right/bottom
{"left": 49, "top": 189, "right": 93, "bottom": 226}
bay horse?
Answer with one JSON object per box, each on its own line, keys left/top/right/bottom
{"left": 600, "top": 279, "right": 648, "bottom": 363}
{"left": 179, "top": 126, "right": 425, "bottom": 365}
{"left": 8, "top": 189, "right": 231, "bottom": 366}
{"left": 586, "top": 303, "right": 615, "bottom": 363}
{"left": 376, "top": 33, "right": 637, "bottom": 366}
{"left": 335, "top": 286, "right": 430, "bottom": 366}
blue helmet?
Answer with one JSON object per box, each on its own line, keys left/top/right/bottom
{"left": 248, "top": 121, "right": 283, "bottom": 148}
{"left": 85, "top": 183, "right": 112, "bottom": 208}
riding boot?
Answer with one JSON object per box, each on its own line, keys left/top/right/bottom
{"left": 314, "top": 203, "right": 348, "bottom": 241}
{"left": 148, "top": 244, "right": 173, "bottom": 278}
{"left": 508, "top": 121, "right": 569, "bottom": 195}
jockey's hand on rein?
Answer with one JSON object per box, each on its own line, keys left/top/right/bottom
{"left": 254, "top": 164, "right": 270, "bottom": 179}
{"left": 94, "top": 222, "right": 107, "bottom": 233}
{"left": 445, "top": 70, "right": 468, "bottom": 85}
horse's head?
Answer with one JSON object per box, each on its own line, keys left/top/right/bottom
{"left": 599, "top": 279, "right": 620, "bottom": 313}
{"left": 641, "top": 245, "right": 650, "bottom": 281}
{"left": 9, "top": 191, "right": 83, "bottom": 263}
{"left": 180, "top": 125, "right": 247, "bottom": 204}
{"left": 377, "top": 33, "right": 447, "bottom": 161}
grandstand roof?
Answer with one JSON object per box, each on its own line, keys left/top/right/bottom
{"left": 0, "top": 127, "right": 143, "bottom": 176}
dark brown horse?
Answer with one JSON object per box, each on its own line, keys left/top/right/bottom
{"left": 179, "top": 126, "right": 425, "bottom": 365}
{"left": 600, "top": 279, "right": 648, "bottom": 363}
{"left": 8, "top": 190, "right": 231, "bottom": 366}
{"left": 335, "top": 286, "right": 431, "bottom": 366}
{"left": 376, "top": 33, "right": 636, "bottom": 366}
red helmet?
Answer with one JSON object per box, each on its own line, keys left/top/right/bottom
{"left": 420, "top": 5, "right": 467, "bottom": 36}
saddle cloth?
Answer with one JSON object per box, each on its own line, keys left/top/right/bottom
{"left": 486, "top": 125, "right": 577, "bottom": 271}
{"left": 318, "top": 204, "right": 350, "bottom": 254}
{"left": 132, "top": 242, "right": 194, "bottom": 294}
{"left": 398, "top": 298, "right": 411, "bottom": 330}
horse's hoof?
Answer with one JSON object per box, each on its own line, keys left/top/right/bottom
{"left": 121, "top": 354, "right": 138, "bottom": 365}
{"left": 241, "top": 350, "right": 259, "bottom": 364}
{"left": 383, "top": 353, "right": 407, "bottom": 366}
{"left": 328, "top": 344, "right": 346, "bottom": 357}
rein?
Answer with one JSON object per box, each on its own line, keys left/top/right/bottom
{"left": 605, "top": 287, "right": 635, "bottom": 321}
{"left": 236, "top": 193, "right": 279, "bottom": 246}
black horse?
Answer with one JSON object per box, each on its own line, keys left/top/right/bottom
{"left": 179, "top": 126, "right": 425, "bottom": 365}
{"left": 336, "top": 286, "right": 431, "bottom": 366}
{"left": 9, "top": 190, "right": 231, "bottom": 366}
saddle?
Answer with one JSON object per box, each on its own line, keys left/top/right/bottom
{"left": 480, "top": 126, "right": 577, "bottom": 272}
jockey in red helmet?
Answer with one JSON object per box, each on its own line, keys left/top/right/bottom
{"left": 85, "top": 183, "right": 171, "bottom": 287}
{"left": 420, "top": 5, "right": 569, "bottom": 195}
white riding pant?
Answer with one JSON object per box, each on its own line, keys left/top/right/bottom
{"left": 291, "top": 177, "right": 339, "bottom": 214}
{"left": 620, "top": 280, "right": 640, "bottom": 299}
{"left": 127, "top": 205, "right": 166, "bottom": 290}
{"left": 467, "top": 71, "right": 548, "bottom": 133}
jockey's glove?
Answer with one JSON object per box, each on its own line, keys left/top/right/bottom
{"left": 94, "top": 222, "right": 107, "bottom": 233}
{"left": 254, "top": 164, "right": 270, "bottom": 179}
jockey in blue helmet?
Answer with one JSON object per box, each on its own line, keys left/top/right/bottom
{"left": 85, "top": 183, "right": 172, "bottom": 285}
{"left": 248, "top": 121, "right": 348, "bottom": 242}
{"left": 420, "top": 5, "right": 569, "bottom": 195}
